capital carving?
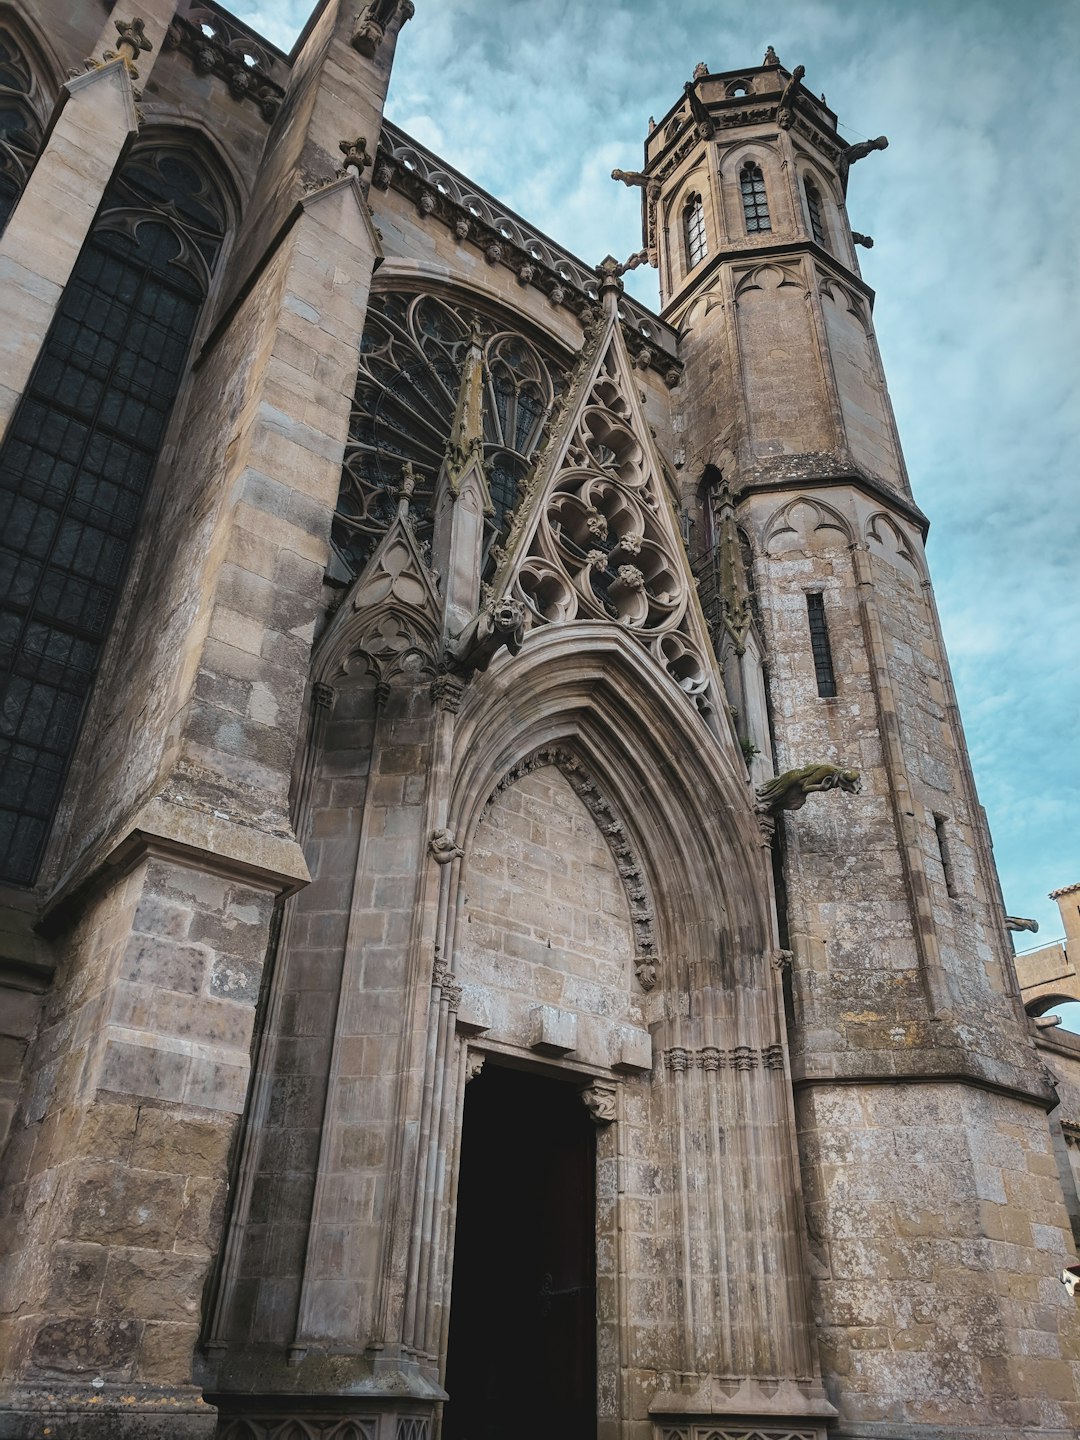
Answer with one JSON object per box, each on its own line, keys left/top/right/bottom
{"left": 429, "top": 828, "right": 464, "bottom": 864}
{"left": 581, "top": 1082, "right": 617, "bottom": 1125}
{"left": 432, "top": 956, "right": 462, "bottom": 1011}
{"left": 311, "top": 681, "right": 336, "bottom": 711}
{"left": 431, "top": 671, "right": 466, "bottom": 712}
{"left": 666, "top": 1047, "right": 691, "bottom": 1073}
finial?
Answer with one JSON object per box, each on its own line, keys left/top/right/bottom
{"left": 338, "top": 136, "right": 373, "bottom": 178}
{"left": 763, "top": 45, "right": 779, "bottom": 66}
{"left": 396, "top": 460, "right": 417, "bottom": 517}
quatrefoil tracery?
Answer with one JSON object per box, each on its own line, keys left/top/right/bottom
{"left": 511, "top": 351, "right": 710, "bottom": 700}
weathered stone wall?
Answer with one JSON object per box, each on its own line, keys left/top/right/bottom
{"left": 0, "top": 852, "right": 273, "bottom": 1426}
{"left": 460, "top": 765, "right": 642, "bottom": 1057}
{"left": 799, "top": 1081, "right": 1080, "bottom": 1432}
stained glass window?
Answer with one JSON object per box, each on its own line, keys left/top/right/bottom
{"left": 336, "top": 291, "right": 567, "bottom": 581}
{"left": 739, "top": 162, "right": 771, "bottom": 234}
{"left": 0, "top": 145, "right": 228, "bottom": 884}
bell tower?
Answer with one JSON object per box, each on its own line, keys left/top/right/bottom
{"left": 619, "top": 48, "right": 1080, "bottom": 1433}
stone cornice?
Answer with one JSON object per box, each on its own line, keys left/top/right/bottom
{"left": 164, "top": 2, "right": 287, "bottom": 122}
{"left": 736, "top": 468, "right": 930, "bottom": 540}
{"left": 374, "top": 121, "right": 682, "bottom": 383}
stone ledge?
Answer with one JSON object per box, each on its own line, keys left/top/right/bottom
{"left": 0, "top": 1381, "right": 216, "bottom": 1439}
{"left": 35, "top": 798, "right": 309, "bottom": 949}
{"left": 790, "top": 1050, "right": 1058, "bottom": 1111}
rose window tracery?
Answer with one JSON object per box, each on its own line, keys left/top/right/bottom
{"left": 334, "top": 291, "right": 566, "bottom": 580}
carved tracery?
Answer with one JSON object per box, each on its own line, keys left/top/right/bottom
{"left": 335, "top": 290, "right": 567, "bottom": 582}
{"left": 509, "top": 336, "right": 712, "bottom": 705}
{"left": 0, "top": 25, "right": 45, "bottom": 230}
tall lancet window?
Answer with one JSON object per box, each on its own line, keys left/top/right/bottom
{"left": 0, "top": 143, "right": 229, "bottom": 884}
{"left": 804, "top": 176, "right": 827, "bottom": 246}
{"left": 683, "top": 193, "right": 707, "bottom": 270}
{"left": 739, "top": 161, "right": 771, "bottom": 233}
{"left": 0, "top": 27, "right": 44, "bottom": 232}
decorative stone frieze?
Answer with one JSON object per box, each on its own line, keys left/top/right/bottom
{"left": 164, "top": 11, "right": 284, "bottom": 119}
{"left": 664, "top": 1044, "right": 785, "bottom": 1071}
{"left": 376, "top": 121, "right": 681, "bottom": 381}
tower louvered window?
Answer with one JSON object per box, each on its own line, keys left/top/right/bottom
{"left": 684, "top": 193, "right": 707, "bottom": 269}
{"left": 0, "top": 145, "right": 228, "bottom": 884}
{"left": 739, "top": 161, "right": 771, "bottom": 233}
{"left": 804, "top": 176, "right": 826, "bottom": 246}
{"left": 806, "top": 592, "right": 837, "bottom": 697}
{"left": 0, "top": 28, "right": 44, "bottom": 232}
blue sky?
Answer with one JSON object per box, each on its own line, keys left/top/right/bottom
{"left": 235, "top": 1, "right": 1079, "bottom": 1000}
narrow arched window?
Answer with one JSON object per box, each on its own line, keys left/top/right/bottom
{"left": 0, "top": 27, "right": 44, "bottom": 232}
{"left": 683, "top": 193, "right": 707, "bottom": 269}
{"left": 804, "top": 176, "right": 827, "bottom": 246}
{"left": 0, "top": 143, "right": 228, "bottom": 884}
{"left": 739, "top": 161, "right": 771, "bottom": 234}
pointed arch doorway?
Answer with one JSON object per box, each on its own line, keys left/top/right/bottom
{"left": 443, "top": 1061, "right": 597, "bottom": 1440}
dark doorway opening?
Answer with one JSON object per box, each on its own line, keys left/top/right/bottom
{"left": 443, "top": 1063, "right": 597, "bottom": 1440}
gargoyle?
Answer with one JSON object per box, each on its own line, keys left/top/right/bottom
{"left": 776, "top": 63, "right": 805, "bottom": 129}
{"left": 840, "top": 135, "right": 888, "bottom": 181}
{"left": 1004, "top": 915, "right": 1039, "bottom": 933}
{"left": 611, "top": 168, "right": 662, "bottom": 204}
{"left": 756, "top": 763, "right": 860, "bottom": 816}
{"left": 447, "top": 595, "right": 525, "bottom": 674}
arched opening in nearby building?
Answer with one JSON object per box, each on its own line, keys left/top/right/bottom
{"left": 683, "top": 191, "right": 707, "bottom": 270}
{"left": 444, "top": 1063, "right": 597, "bottom": 1440}
{"left": 739, "top": 160, "right": 771, "bottom": 233}
{"left": 0, "top": 139, "right": 230, "bottom": 884}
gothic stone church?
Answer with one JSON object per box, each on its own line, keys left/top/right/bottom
{"left": 1, "top": 2, "right": 1078, "bottom": 1438}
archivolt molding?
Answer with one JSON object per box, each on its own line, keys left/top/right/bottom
{"left": 480, "top": 744, "right": 660, "bottom": 991}
{"left": 761, "top": 494, "right": 853, "bottom": 554}
{"left": 448, "top": 627, "right": 775, "bottom": 991}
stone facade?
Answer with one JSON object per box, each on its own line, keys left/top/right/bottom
{"left": 0, "top": 7, "right": 1076, "bottom": 1439}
